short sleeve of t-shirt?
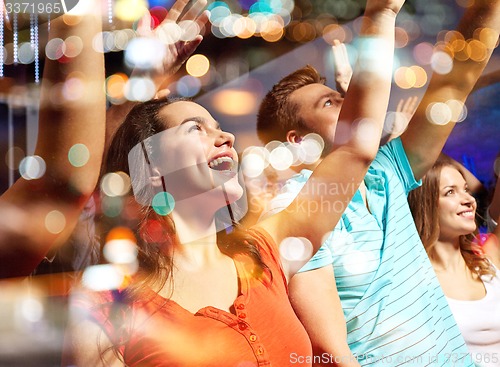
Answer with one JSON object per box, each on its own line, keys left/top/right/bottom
{"left": 371, "top": 137, "right": 421, "bottom": 195}
{"left": 259, "top": 170, "right": 311, "bottom": 221}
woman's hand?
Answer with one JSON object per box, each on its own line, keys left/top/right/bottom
{"left": 136, "top": 0, "right": 209, "bottom": 77}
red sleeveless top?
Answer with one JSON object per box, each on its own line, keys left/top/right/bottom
{"left": 73, "top": 228, "right": 312, "bottom": 366}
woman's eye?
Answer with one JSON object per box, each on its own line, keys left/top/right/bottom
{"left": 445, "top": 189, "right": 454, "bottom": 196}
{"left": 324, "top": 99, "right": 332, "bottom": 107}
{"left": 188, "top": 123, "right": 203, "bottom": 133}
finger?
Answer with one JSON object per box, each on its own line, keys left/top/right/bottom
{"left": 178, "top": 9, "right": 210, "bottom": 41}
{"left": 155, "top": 89, "right": 171, "bottom": 99}
{"left": 176, "top": 35, "right": 203, "bottom": 61}
{"left": 181, "top": 0, "right": 208, "bottom": 21}
{"left": 332, "top": 40, "right": 342, "bottom": 68}
{"left": 137, "top": 11, "right": 153, "bottom": 37}
{"left": 194, "top": 9, "right": 210, "bottom": 33}
{"left": 165, "top": 0, "right": 190, "bottom": 22}
{"left": 402, "top": 97, "right": 412, "bottom": 112}
{"left": 409, "top": 96, "right": 418, "bottom": 113}
{"left": 396, "top": 98, "right": 404, "bottom": 113}
{"left": 402, "top": 96, "right": 418, "bottom": 114}
{"left": 340, "top": 42, "right": 349, "bottom": 64}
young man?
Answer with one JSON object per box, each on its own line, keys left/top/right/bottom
{"left": 257, "top": 1, "right": 500, "bottom": 366}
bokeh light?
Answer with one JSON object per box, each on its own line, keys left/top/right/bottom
{"left": 112, "top": 30, "right": 130, "bottom": 51}
{"left": 394, "top": 27, "right": 409, "bottom": 48}
{"left": 45, "top": 38, "right": 65, "bottom": 60}
{"left": 269, "top": 145, "right": 294, "bottom": 171}
{"left": 186, "top": 54, "right": 210, "bottom": 77}
{"left": 102, "top": 196, "right": 124, "bottom": 218}
{"left": 101, "top": 171, "right": 131, "bottom": 197}
{"left": 341, "top": 250, "right": 370, "bottom": 274}
{"left": 234, "top": 17, "right": 257, "bottom": 39}
{"left": 152, "top": 191, "right": 175, "bottom": 216}
{"left": 242, "top": 147, "right": 269, "bottom": 178}
{"left": 176, "top": 75, "right": 202, "bottom": 97}
{"left": 446, "top": 99, "right": 467, "bottom": 123}
{"left": 426, "top": 102, "right": 452, "bottom": 126}
{"left": 290, "top": 21, "right": 316, "bottom": 43}
{"left": 18, "top": 43, "right": 35, "bottom": 64}
{"left": 431, "top": 50, "right": 453, "bottom": 74}
{"left": 279, "top": 237, "right": 313, "bottom": 262}
{"left": 82, "top": 264, "right": 124, "bottom": 291}
{"left": 261, "top": 19, "right": 285, "bottom": 42}
{"left": 141, "top": 219, "right": 166, "bottom": 243}
{"left": 209, "top": 2, "right": 231, "bottom": 27}
{"left": 298, "top": 133, "right": 324, "bottom": 165}
{"left": 114, "top": 0, "right": 148, "bottom": 22}
{"left": 394, "top": 66, "right": 415, "bottom": 89}
{"left": 179, "top": 20, "right": 201, "bottom": 42}
{"left": 384, "top": 112, "right": 409, "bottom": 137}
{"left": 68, "top": 143, "right": 90, "bottom": 167}
{"left": 125, "top": 37, "right": 165, "bottom": 69}
{"left": 322, "top": 24, "right": 346, "bottom": 44}
{"left": 64, "top": 35, "right": 83, "bottom": 58}
{"left": 410, "top": 65, "right": 428, "bottom": 88}
{"left": 19, "top": 155, "right": 46, "bottom": 180}
{"left": 212, "top": 90, "right": 257, "bottom": 115}
{"left": 106, "top": 73, "right": 128, "bottom": 103}
{"left": 413, "top": 42, "right": 434, "bottom": 65}
{"left": 467, "top": 39, "right": 488, "bottom": 62}
{"left": 62, "top": 77, "right": 85, "bottom": 101}
{"left": 124, "top": 76, "right": 156, "bottom": 101}
{"left": 479, "top": 27, "right": 499, "bottom": 49}
{"left": 104, "top": 238, "right": 138, "bottom": 265}
{"left": 156, "top": 23, "right": 182, "bottom": 44}
{"left": 45, "top": 210, "right": 66, "bottom": 234}
{"left": 21, "top": 297, "right": 44, "bottom": 323}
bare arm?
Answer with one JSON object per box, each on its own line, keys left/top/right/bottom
{"left": 471, "top": 68, "right": 500, "bottom": 93}
{"left": 289, "top": 266, "right": 361, "bottom": 367}
{"left": 256, "top": 0, "right": 403, "bottom": 279}
{"left": 401, "top": 0, "right": 500, "bottom": 181}
{"left": 0, "top": 2, "right": 105, "bottom": 278}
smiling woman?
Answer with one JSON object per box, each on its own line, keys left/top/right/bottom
{"left": 408, "top": 155, "right": 500, "bottom": 366}
{"left": 67, "top": 96, "right": 315, "bottom": 367}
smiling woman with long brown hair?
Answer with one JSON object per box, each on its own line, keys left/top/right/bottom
{"left": 408, "top": 155, "right": 500, "bottom": 367}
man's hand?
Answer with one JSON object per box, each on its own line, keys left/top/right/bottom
{"left": 332, "top": 40, "right": 352, "bottom": 97}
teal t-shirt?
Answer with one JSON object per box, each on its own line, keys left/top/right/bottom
{"left": 264, "top": 138, "right": 475, "bottom": 366}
